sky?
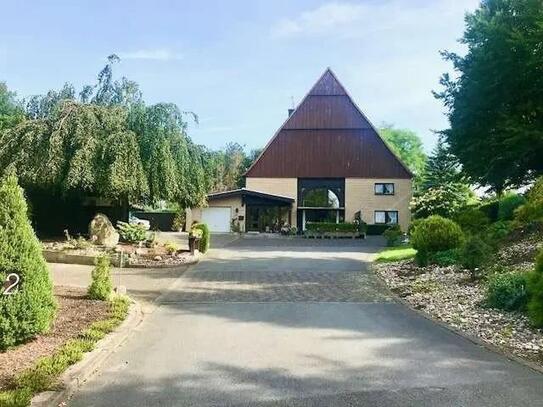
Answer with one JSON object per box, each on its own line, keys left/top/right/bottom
{"left": 0, "top": 0, "right": 480, "bottom": 152}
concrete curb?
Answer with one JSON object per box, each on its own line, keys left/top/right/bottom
{"left": 371, "top": 265, "right": 543, "bottom": 375}
{"left": 31, "top": 299, "right": 144, "bottom": 407}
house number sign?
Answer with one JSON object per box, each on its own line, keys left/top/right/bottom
{"left": 2, "top": 273, "right": 20, "bottom": 295}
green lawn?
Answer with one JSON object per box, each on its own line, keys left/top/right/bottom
{"left": 375, "top": 246, "right": 417, "bottom": 263}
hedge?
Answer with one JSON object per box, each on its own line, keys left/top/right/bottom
{"left": 366, "top": 224, "right": 393, "bottom": 235}
{"left": 305, "top": 222, "right": 358, "bottom": 233}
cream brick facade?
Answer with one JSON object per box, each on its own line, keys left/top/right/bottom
{"left": 186, "top": 195, "right": 245, "bottom": 232}
{"left": 190, "top": 177, "right": 411, "bottom": 233}
{"left": 245, "top": 177, "right": 298, "bottom": 224}
{"left": 345, "top": 178, "right": 412, "bottom": 231}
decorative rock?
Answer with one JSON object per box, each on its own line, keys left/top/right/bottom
{"left": 153, "top": 255, "right": 162, "bottom": 261}
{"left": 89, "top": 213, "right": 119, "bottom": 248}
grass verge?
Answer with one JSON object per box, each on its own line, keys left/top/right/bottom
{"left": 0, "top": 296, "right": 130, "bottom": 407}
{"left": 375, "top": 245, "right": 417, "bottom": 263}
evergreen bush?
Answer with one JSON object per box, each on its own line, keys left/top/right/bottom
{"left": 0, "top": 171, "right": 56, "bottom": 350}
{"left": 479, "top": 199, "right": 500, "bottom": 222}
{"left": 191, "top": 223, "right": 210, "bottom": 253}
{"left": 429, "top": 249, "right": 461, "bottom": 267}
{"left": 87, "top": 255, "right": 113, "bottom": 301}
{"left": 486, "top": 272, "right": 528, "bottom": 311}
{"left": 485, "top": 221, "right": 513, "bottom": 247}
{"left": 453, "top": 207, "right": 490, "bottom": 235}
{"left": 383, "top": 225, "right": 402, "bottom": 246}
{"left": 497, "top": 193, "right": 526, "bottom": 221}
{"left": 515, "top": 176, "right": 543, "bottom": 223}
{"left": 527, "top": 249, "right": 543, "bottom": 327}
{"left": 461, "top": 236, "right": 491, "bottom": 278}
{"left": 410, "top": 215, "right": 464, "bottom": 266}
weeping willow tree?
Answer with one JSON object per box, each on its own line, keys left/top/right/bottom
{"left": 0, "top": 101, "right": 148, "bottom": 202}
{"left": 0, "top": 55, "right": 208, "bottom": 209}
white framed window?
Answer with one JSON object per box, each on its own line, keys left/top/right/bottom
{"left": 374, "top": 183, "right": 395, "bottom": 195}
{"left": 374, "top": 210, "right": 398, "bottom": 224}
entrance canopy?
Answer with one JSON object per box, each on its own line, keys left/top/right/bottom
{"left": 207, "top": 188, "right": 294, "bottom": 206}
{"left": 207, "top": 188, "right": 294, "bottom": 233}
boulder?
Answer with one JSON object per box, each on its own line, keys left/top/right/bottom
{"left": 89, "top": 213, "right": 119, "bottom": 248}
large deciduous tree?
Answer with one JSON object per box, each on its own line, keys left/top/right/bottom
{"left": 0, "top": 101, "right": 148, "bottom": 202}
{"left": 0, "top": 55, "right": 208, "bottom": 209}
{"left": 435, "top": 0, "right": 543, "bottom": 193}
{"left": 0, "top": 82, "right": 24, "bottom": 131}
{"left": 379, "top": 125, "right": 427, "bottom": 191}
{"left": 379, "top": 125, "right": 426, "bottom": 176}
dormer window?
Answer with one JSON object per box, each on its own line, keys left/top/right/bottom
{"left": 375, "top": 183, "right": 394, "bottom": 195}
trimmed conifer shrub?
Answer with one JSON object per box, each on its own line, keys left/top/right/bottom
{"left": 88, "top": 255, "right": 113, "bottom": 301}
{"left": 0, "top": 170, "right": 56, "bottom": 350}
{"left": 191, "top": 223, "right": 210, "bottom": 253}
{"left": 410, "top": 215, "right": 464, "bottom": 266}
{"left": 527, "top": 249, "right": 543, "bottom": 327}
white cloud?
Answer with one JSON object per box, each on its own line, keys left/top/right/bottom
{"left": 269, "top": 0, "right": 480, "bottom": 150}
{"left": 271, "top": 0, "right": 479, "bottom": 39}
{"left": 119, "top": 48, "right": 182, "bottom": 61}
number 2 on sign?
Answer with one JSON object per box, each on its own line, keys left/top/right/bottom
{"left": 3, "top": 273, "right": 20, "bottom": 295}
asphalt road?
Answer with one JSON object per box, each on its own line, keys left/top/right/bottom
{"left": 69, "top": 236, "right": 543, "bottom": 406}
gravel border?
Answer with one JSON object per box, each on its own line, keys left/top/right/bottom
{"left": 373, "top": 260, "right": 543, "bottom": 371}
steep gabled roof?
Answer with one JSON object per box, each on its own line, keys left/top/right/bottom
{"left": 245, "top": 68, "right": 412, "bottom": 179}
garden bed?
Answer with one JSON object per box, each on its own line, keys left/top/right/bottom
{"left": 42, "top": 241, "right": 198, "bottom": 268}
{"left": 0, "top": 288, "right": 131, "bottom": 406}
{"left": 0, "top": 286, "right": 109, "bottom": 391}
{"left": 374, "top": 259, "right": 543, "bottom": 367}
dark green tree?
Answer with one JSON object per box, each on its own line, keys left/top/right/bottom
{"left": 423, "top": 135, "right": 463, "bottom": 190}
{"left": 435, "top": 0, "right": 543, "bottom": 192}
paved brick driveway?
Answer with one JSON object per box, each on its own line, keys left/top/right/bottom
{"left": 70, "top": 234, "right": 543, "bottom": 407}
{"left": 160, "top": 236, "right": 392, "bottom": 303}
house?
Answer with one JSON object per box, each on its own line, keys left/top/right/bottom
{"left": 186, "top": 68, "right": 413, "bottom": 233}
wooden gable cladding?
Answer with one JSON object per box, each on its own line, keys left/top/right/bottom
{"left": 283, "top": 96, "right": 371, "bottom": 130}
{"left": 248, "top": 129, "right": 410, "bottom": 178}
{"left": 246, "top": 68, "right": 412, "bottom": 179}
{"left": 308, "top": 70, "right": 347, "bottom": 95}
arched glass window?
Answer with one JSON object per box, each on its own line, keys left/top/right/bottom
{"left": 302, "top": 188, "right": 340, "bottom": 208}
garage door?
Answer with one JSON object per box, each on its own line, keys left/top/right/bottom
{"left": 201, "top": 207, "right": 231, "bottom": 232}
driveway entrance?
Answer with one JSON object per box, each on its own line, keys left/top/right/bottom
{"left": 69, "top": 236, "right": 543, "bottom": 406}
